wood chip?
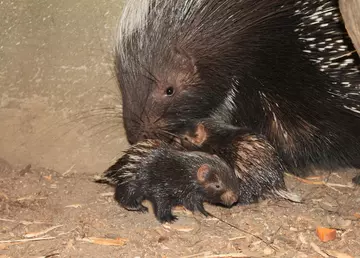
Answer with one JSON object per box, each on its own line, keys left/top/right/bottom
{"left": 316, "top": 227, "right": 337, "bottom": 242}
{"left": 80, "top": 237, "right": 128, "bottom": 246}
{"left": 43, "top": 175, "right": 52, "bottom": 181}
{"left": 24, "top": 225, "right": 63, "bottom": 238}
{"left": 354, "top": 213, "right": 360, "bottom": 219}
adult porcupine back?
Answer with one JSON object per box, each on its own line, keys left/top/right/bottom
{"left": 115, "top": 0, "right": 360, "bottom": 176}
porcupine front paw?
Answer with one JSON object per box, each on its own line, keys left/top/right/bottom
{"left": 152, "top": 199, "right": 178, "bottom": 223}
{"left": 184, "top": 199, "right": 209, "bottom": 217}
{"left": 158, "top": 213, "right": 178, "bottom": 223}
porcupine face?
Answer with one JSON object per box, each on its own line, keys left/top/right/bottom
{"left": 196, "top": 155, "right": 239, "bottom": 207}
{"left": 115, "top": 0, "right": 233, "bottom": 144}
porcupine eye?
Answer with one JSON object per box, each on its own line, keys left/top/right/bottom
{"left": 215, "top": 184, "right": 221, "bottom": 189}
{"left": 165, "top": 87, "right": 174, "bottom": 96}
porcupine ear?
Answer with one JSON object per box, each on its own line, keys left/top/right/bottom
{"left": 193, "top": 123, "right": 207, "bottom": 145}
{"left": 182, "top": 122, "right": 208, "bottom": 148}
{"left": 197, "top": 164, "right": 211, "bottom": 183}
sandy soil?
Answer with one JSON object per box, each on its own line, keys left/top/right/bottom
{"left": 0, "top": 157, "right": 359, "bottom": 258}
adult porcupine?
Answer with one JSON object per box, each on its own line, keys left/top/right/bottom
{"left": 114, "top": 1, "right": 360, "bottom": 179}
{"left": 95, "top": 139, "right": 239, "bottom": 223}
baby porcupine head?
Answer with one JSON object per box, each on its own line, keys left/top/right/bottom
{"left": 195, "top": 155, "right": 239, "bottom": 207}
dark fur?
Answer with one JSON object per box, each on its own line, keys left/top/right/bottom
{"left": 116, "top": 0, "right": 360, "bottom": 181}
{"left": 182, "top": 120, "right": 301, "bottom": 204}
{"left": 96, "top": 139, "right": 239, "bottom": 223}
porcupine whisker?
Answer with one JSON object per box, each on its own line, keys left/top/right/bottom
{"left": 84, "top": 120, "right": 122, "bottom": 136}
{"left": 156, "top": 130, "right": 186, "bottom": 148}
{"left": 122, "top": 113, "right": 143, "bottom": 126}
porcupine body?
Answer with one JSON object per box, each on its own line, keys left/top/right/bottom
{"left": 95, "top": 139, "right": 239, "bottom": 223}
{"left": 182, "top": 120, "right": 301, "bottom": 204}
{"left": 115, "top": 0, "right": 360, "bottom": 190}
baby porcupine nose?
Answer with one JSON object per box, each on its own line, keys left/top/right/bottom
{"left": 220, "top": 190, "right": 238, "bottom": 206}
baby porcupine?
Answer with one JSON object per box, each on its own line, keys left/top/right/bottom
{"left": 181, "top": 120, "right": 301, "bottom": 204}
{"left": 95, "top": 139, "right": 239, "bottom": 223}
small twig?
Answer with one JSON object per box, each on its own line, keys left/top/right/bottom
{"left": 17, "top": 195, "right": 47, "bottom": 201}
{"left": 78, "top": 237, "right": 128, "bottom": 246}
{"left": 326, "top": 182, "right": 354, "bottom": 189}
{"left": 310, "top": 242, "right": 329, "bottom": 257}
{"left": 207, "top": 211, "right": 277, "bottom": 250}
{"left": 0, "top": 218, "right": 16, "bottom": 223}
{"left": 0, "top": 237, "right": 56, "bottom": 244}
{"left": 62, "top": 164, "right": 76, "bottom": 176}
{"left": 24, "top": 225, "right": 63, "bottom": 238}
{"left": 0, "top": 218, "right": 48, "bottom": 225}
{"left": 329, "top": 50, "right": 358, "bottom": 61}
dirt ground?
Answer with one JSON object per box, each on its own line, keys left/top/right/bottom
{"left": 0, "top": 157, "right": 359, "bottom": 258}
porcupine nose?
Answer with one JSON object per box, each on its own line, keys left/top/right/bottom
{"left": 138, "top": 132, "right": 149, "bottom": 141}
{"left": 221, "top": 191, "right": 238, "bottom": 206}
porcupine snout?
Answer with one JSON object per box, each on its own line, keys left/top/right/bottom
{"left": 124, "top": 123, "right": 149, "bottom": 145}
{"left": 220, "top": 190, "right": 238, "bottom": 206}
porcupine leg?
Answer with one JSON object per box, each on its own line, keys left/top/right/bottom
{"left": 183, "top": 196, "right": 209, "bottom": 216}
{"left": 114, "top": 184, "right": 148, "bottom": 212}
{"left": 150, "top": 197, "right": 177, "bottom": 223}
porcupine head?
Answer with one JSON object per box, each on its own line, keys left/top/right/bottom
{"left": 115, "top": 0, "right": 252, "bottom": 144}
{"left": 195, "top": 159, "right": 239, "bottom": 208}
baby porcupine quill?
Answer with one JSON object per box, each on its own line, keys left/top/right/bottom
{"left": 182, "top": 120, "right": 301, "bottom": 204}
{"left": 95, "top": 139, "right": 239, "bottom": 223}
{"left": 115, "top": 0, "right": 360, "bottom": 188}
